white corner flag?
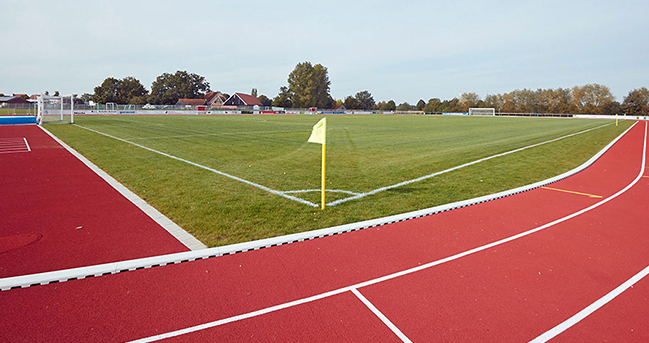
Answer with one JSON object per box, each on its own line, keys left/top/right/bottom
{"left": 308, "top": 117, "right": 327, "bottom": 209}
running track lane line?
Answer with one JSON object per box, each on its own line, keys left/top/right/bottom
{"left": 529, "top": 265, "right": 649, "bottom": 342}
{"left": 128, "top": 123, "right": 647, "bottom": 343}
{"left": 0, "top": 123, "right": 635, "bottom": 291}
{"left": 351, "top": 288, "right": 413, "bottom": 343}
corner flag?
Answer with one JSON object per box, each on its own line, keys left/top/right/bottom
{"left": 308, "top": 117, "right": 326, "bottom": 145}
{"left": 308, "top": 117, "right": 327, "bottom": 209}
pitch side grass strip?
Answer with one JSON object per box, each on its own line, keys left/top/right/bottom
{"left": 74, "top": 124, "right": 321, "bottom": 208}
{"left": 0, "top": 123, "right": 636, "bottom": 291}
{"left": 37, "top": 126, "right": 207, "bottom": 251}
{"left": 327, "top": 123, "right": 612, "bottom": 206}
{"left": 127, "top": 123, "right": 646, "bottom": 343}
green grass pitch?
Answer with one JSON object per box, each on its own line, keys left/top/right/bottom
{"left": 45, "top": 115, "right": 631, "bottom": 247}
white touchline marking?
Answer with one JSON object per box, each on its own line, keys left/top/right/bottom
{"left": 23, "top": 137, "right": 31, "bottom": 152}
{"left": 328, "top": 123, "right": 613, "bottom": 206}
{"left": 529, "top": 123, "right": 648, "bottom": 343}
{"left": 351, "top": 288, "right": 413, "bottom": 343}
{"left": 74, "top": 125, "right": 319, "bottom": 208}
{"left": 283, "top": 189, "right": 362, "bottom": 196}
{"left": 127, "top": 123, "right": 646, "bottom": 343}
{"left": 529, "top": 265, "right": 649, "bottom": 343}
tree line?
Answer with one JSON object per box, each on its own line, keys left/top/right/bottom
{"left": 88, "top": 63, "right": 649, "bottom": 115}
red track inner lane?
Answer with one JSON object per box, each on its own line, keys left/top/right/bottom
{"left": 0, "top": 125, "right": 188, "bottom": 278}
{"left": 0, "top": 122, "right": 645, "bottom": 342}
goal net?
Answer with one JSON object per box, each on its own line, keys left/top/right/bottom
{"left": 469, "top": 108, "right": 495, "bottom": 116}
{"left": 37, "top": 94, "right": 76, "bottom": 124}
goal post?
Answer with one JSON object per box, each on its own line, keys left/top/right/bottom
{"left": 469, "top": 108, "right": 495, "bottom": 116}
{"left": 37, "top": 94, "right": 76, "bottom": 124}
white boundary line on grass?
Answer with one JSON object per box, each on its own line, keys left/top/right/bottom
{"left": 327, "top": 123, "right": 612, "bottom": 206}
{"left": 127, "top": 122, "right": 646, "bottom": 343}
{"left": 74, "top": 124, "right": 320, "bottom": 208}
{"left": 0, "top": 122, "right": 636, "bottom": 292}
{"left": 37, "top": 126, "right": 207, "bottom": 251}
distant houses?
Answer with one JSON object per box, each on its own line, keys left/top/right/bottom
{"left": 175, "top": 91, "right": 262, "bottom": 109}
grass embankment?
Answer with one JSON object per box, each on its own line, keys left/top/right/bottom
{"left": 45, "top": 115, "right": 632, "bottom": 247}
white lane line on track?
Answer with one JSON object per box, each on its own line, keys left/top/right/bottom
{"left": 529, "top": 123, "right": 648, "bottom": 343}
{"left": 74, "top": 124, "right": 319, "bottom": 208}
{"left": 23, "top": 137, "right": 31, "bottom": 152}
{"left": 530, "top": 265, "right": 649, "bottom": 343}
{"left": 127, "top": 124, "right": 646, "bottom": 343}
{"left": 351, "top": 288, "right": 413, "bottom": 343}
{"left": 328, "top": 123, "right": 612, "bottom": 206}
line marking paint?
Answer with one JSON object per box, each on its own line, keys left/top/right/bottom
{"left": 23, "top": 137, "right": 31, "bottom": 152}
{"left": 529, "top": 264, "right": 649, "bottom": 343}
{"left": 1, "top": 123, "right": 636, "bottom": 292}
{"left": 642, "top": 175, "right": 649, "bottom": 178}
{"left": 126, "top": 123, "right": 647, "bottom": 343}
{"left": 541, "top": 186, "right": 602, "bottom": 198}
{"left": 74, "top": 124, "right": 319, "bottom": 208}
{"left": 328, "top": 123, "right": 612, "bottom": 206}
{"left": 38, "top": 126, "right": 207, "bottom": 250}
{"left": 351, "top": 288, "right": 412, "bottom": 343}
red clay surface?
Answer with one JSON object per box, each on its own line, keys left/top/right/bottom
{"left": 0, "top": 122, "right": 647, "bottom": 342}
{"left": 0, "top": 125, "right": 188, "bottom": 278}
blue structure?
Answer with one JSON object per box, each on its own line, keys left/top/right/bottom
{"left": 0, "top": 116, "right": 37, "bottom": 125}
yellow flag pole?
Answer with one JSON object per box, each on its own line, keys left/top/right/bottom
{"left": 321, "top": 143, "right": 326, "bottom": 209}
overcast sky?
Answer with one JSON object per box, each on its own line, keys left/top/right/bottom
{"left": 1, "top": 0, "right": 647, "bottom": 103}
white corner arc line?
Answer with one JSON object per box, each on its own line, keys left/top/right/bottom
{"left": 0, "top": 123, "right": 636, "bottom": 291}
{"left": 328, "top": 123, "right": 612, "bottom": 206}
{"left": 351, "top": 288, "right": 413, "bottom": 343}
{"left": 23, "top": 137, "right": 31, "bottom": 152}
{"left": 529, "top": 265, "right": 649, "bottom": 343}
{"left": 75, "top": 124, "right": 319, "bottom": 208}
{"left": 126, "top": 123, "right": 646, "bottom": 343}
{"left": 37, "top": 126, "right": 207, "bottom": 251}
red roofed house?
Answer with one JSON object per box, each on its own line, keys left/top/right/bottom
{"left": 223, "top": 93, "right": 262, "bottom": 108}
{"left": 205, "top": 91, "right": 227, "bottom": 108}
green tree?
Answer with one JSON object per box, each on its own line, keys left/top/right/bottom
{"left": 149, "top": 70, "right": 211, "bottom": 105}
{"left": 458, "top": 92, "right": 480, "bottom": 112}
{"left": 379, "top": 100, "right": 396, "bottom": 111}
{"left": 424, "top": 98, "right": 442, "bottom": 113}
{"left": 93, "top": 77, "right": 121, "bottom": 103}
{"left": 257, "top": 94, "right": 272, "bottom": 107}
{"left": 416, "top": 99, "right": 426, "bottom": 111}
{"left": 396, "top": 102, "right": 412, "bottom": 111}
{"left": 622, "top": 87, "right": 649, "bottom": 115}
{"left": 272, "top": 86, "right": 293, "bottom": 108}
{"left": 344, "top": 96, "right": 359, "bottom": 109}
{"left": 354, "top": 90, "right": 375, "bottom": 110}
{"left": 286, "top": 62, "right": 331, "bottom": 108}
{"left": 93, "top": 76, "right": 148, "bottom": 104}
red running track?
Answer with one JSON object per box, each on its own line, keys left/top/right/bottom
{"left": 0, "top": 125, "right": 188, "bottom": 278}
{"left": 0, "top": 122, "right": 647, "bottom": 342}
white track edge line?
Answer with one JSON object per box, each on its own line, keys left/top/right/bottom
{"left": 127, "top": 122, "right": 646, "bottom": 343}
{"left": 351, "top": 288, "right": 413, "bottom": 343}
{"left": 36, "top": 126, "right": 207, "bottom": 251}
{"left": 0, "top": 122, "right": 636, "bottom": 291}
{"left": 529, "top": 123, "right": 648, "bottom": 342}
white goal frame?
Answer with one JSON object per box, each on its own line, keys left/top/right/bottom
{"left": 37, "top": 94, "right": 76, "bottom": 124}
{"left": 469, "top": 108, "right": 495, "bottom": 116}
